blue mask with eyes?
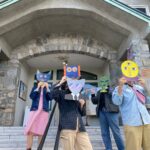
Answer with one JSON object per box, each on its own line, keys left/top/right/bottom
{"left": 36, "top": 70, "right": 51, "bottom": 82}
{"left": 64, "top": 65, "right": 80, "bottom": 79}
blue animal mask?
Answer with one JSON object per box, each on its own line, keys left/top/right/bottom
{"left": 36, "top": 70, "right": 51, "bottom": 82}
{"left": 64, "top": 65, "right": 80, "bottom": 79}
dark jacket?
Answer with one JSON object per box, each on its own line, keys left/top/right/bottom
{"left": 48, "top": 85, "right": 86, "bottom": 132}
{"left": 91, "top": 91, "right": 119, "bottom": 116}
{"left": 30, "top": 86, "right": 52, "bottom": 112}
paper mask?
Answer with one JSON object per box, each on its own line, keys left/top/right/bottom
{"left": 99, "top": 76, "right": 110, "bottom": 93}
{"left": 36, "top": 70, "right": 51, "bottom": 82}
{"left": 64, "top": 65, "right": 80, "bottom": 78}
{"left": 121, "top": 60, "right": 139, "bottom": 81}
{"left": 67, "top": 79, "right": 85, "bottom": 100}
{"left": 82, "top": 84, "right": 100, "bottom": 99}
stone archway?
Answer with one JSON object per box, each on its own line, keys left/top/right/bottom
{"left": 12, "top": 34, "right": 116, "bottom": 61}
{"left": 0, "top": 34, "right": 118, "bottom": 126}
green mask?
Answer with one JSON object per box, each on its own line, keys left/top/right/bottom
{"left": 99, "top": 76, "right": 110, "bottom": 93}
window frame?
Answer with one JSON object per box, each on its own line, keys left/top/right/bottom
{"left": 130, "top": 5, "right": 150, "bottom": 16}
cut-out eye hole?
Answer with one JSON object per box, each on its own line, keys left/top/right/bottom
{"left": 44, "top": 75, "right": 47, "bottom": 78}
{"left": 132, "top": 67, "right": 136, "bottom": 70}
{"left": 124, "top": 67, "right": 127, "bottom": 70}
{"left": 67, "top": 67, "right": 72, "bottom": 72}
{"left": 40, "top": 75, "right": 43, "bottom": 78}
{"left": 72, "top": 67, "right": 77, "bottom": 72}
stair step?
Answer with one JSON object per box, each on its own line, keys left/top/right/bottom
{"left": 0, "top": 126, "right": 124, "bottom": 149}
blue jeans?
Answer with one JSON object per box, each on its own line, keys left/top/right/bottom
{"left": 99, "top": 110, "right": 125, "bottom": 150}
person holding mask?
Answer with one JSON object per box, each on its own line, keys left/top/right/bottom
{"left": 91, "top": 85, "right": 124, "bottom": 150}
{"left": 112, "top": 77, "right": 150, "bottom": 150}
{"left": 24, "top": 71, "right": 52, "bottom": 150}
{"left": 49, "top": 76, "right": 93, "bottom": 150}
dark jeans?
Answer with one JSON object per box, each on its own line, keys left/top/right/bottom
{"left": 99, "top": 110, "right": 125, "bottom": 150}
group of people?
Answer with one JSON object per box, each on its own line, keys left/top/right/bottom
{"left": 25, "top": 73, "right": 93, "bottom": 150}
{"left": 92, "top": 77, "right": 150, "bottom": 150}
{"left": 24, "top": 70, "right": 150, "bottom": 150}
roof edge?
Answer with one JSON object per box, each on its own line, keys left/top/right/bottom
{"left": 0, "top": 0, "right": 20, "bottom": 10}
{"left": 104, "top": 0, "right": 150, "bottom": 24}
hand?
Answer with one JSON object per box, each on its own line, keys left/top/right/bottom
{"left": 118, "top": 77, "right": 127, "bottom": 87}
{"left": 38, "top": 82, "right": 43, "bottom": 89}
{"left": 44, "top": 82, "right": 49, "bottom": 89}
{"left": 118, "top": 77, "right": 126, "bottom": 96}
{"left": 138, "top": 78, "right": 146, "bottom": 87}
{"left": 60, "top": 76, "right": 67, "bottom": 85}
{"left": 91, "top": 88, "right": 96, "bottom": 94}
{"left": 41, "top": 82, "right": 46, "bottom": 88}
{"left": 79, "top": 99, "right": 85, "bottom": 108}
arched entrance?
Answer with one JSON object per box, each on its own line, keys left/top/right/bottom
{"left": 13, "top": 34, "right": 117, "bottom": 126}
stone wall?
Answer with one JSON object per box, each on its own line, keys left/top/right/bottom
{"left": 0, "top": 59, "right": 20, "bottom": 126}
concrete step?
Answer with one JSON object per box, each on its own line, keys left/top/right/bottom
{"left": 0, "top": 126, "right": 124, "bottom": 150}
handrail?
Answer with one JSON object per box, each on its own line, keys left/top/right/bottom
{"left": 54, "top": 121, "right": 61, "bottom": 150}
{"left": 37, "top": 101, "right": 58, "bottom": 150}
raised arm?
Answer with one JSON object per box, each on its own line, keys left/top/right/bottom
{"left": 78, "top": 99, "right": 86, "bottom": 116}
{"left": 49, "top": 76, "right": 67, "bottom": 102}
{"left": 112, "top": 77, "right": 126, "bottom": 106}
{"left": 29, "top": 83, "right": 41, "bottom": 100}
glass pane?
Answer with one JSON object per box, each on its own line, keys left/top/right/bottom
{"left": 81, "top": 71, "right": 97, "bottom": 80}
{"left": 57, "top": 69, "right": 64, "bottom": 80}
{"left": 135, "top": 8, "right": 146, "bottom": 14}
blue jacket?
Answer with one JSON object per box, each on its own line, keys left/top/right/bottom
{"left": 30, "top": 86, "right": 52, "bottom": 112}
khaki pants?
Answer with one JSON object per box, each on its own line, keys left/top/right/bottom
{"left": 60, "top": 130, "right": 93, "bottom": 150}
{"left": 124, "top": 124, "right": 150, "bottom": 150}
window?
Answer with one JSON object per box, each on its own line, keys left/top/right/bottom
{"left": 56, "top": 69, "right": 98, "bottom": 80}
{"left": 57, "top": 69, "right": 64, "bottom": 80}
{"left": 135, "top": 8, "right": 147, "bottom": 14}
{"left": 81, "top": 71, "right": 97, "bottom": 80}
{"left": 131, "top": 5, "right": 150, "bottom": 16}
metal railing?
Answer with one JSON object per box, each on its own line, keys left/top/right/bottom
{"left": 37, "top": 101, "right": 60, "bottom": 150}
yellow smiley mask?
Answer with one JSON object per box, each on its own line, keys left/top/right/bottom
{"left": 121, "top": 60, "right": 139, "bottom": 78}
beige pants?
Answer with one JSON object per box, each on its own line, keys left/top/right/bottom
{"left": 60, "top": 130, "right": 93, "bottom": 150}
{"left": 124, "top": 124, "right": 150, "bottom": 150}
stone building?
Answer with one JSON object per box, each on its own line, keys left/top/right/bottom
{"left": 0, "top": 0, "right": 150, "bottom": 126}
